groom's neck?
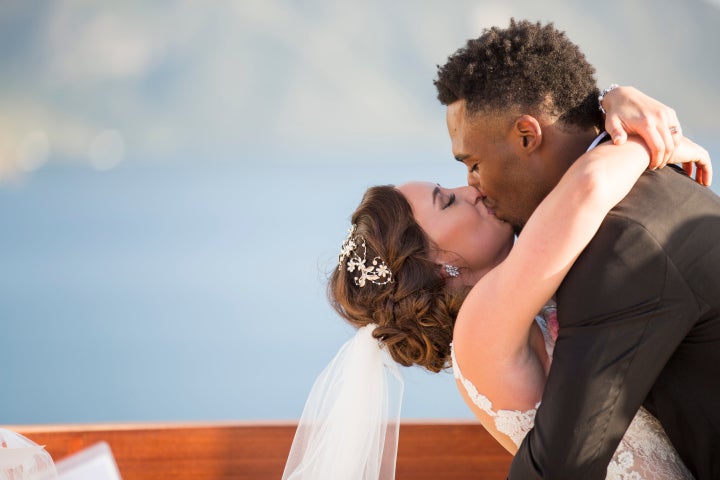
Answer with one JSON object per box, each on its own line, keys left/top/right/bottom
{"left": 540, "top": 124, "right": 601, "bottom": 185}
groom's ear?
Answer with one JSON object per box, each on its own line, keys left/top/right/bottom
{"left": 512, "top": 115, "right": 542, "bottom": 154}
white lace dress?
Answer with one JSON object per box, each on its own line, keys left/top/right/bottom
{"left": 451, "top": 305, "right": 694, "bottom": 479}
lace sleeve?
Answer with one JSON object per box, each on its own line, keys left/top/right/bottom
{"left": 450, "top": 343, "right": 539, "bottom": 448}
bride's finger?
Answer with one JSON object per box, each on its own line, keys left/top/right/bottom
{"left": 682, "top": 162, "right": 693, "bottom": 177}
{"left": 658, "top": 127, "right": 675, "bottom": 169}
{"left": 701, "top": 160, "right": 713, "bottom": 186}
{"left": 655, "top": 108, "right": 680, "bottom": 168}
{"left": 643, "top": 128, "right": 666, "bottom": 170}
{"left": 692, "top": 150, "right": 712, "bottom": 186}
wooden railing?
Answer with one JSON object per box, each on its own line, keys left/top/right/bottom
{"left": 12, "top": 421, "right": 512, "bottom": 479}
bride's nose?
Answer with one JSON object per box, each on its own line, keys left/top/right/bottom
{"left": 456, "top": 186, "right": 483, "bottom": 204}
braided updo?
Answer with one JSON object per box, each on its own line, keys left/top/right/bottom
{"left": 328, "top": 185, "right": 468, "bottom": 373}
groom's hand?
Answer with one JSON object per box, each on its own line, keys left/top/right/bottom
{"left": 602, "top": 85, "right": 682, "bottom": 171}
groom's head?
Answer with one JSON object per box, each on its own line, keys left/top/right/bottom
{"left": 434, "top": 19, "right": 603, "bottom": 231}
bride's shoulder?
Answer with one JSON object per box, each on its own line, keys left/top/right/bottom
{"left": 451, "top": 325, "right": 547, "bottom": 413}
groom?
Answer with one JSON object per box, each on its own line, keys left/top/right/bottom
{"left": 434, "top": 20, "right": 720, "bottom": 479}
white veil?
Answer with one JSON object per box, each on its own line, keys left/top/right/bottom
{"left": 282, "top": 324, "right": 404, "bottom": 479}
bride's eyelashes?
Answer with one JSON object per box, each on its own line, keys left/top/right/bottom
{"left": 443, "top": 193, "right": 456, "bottom": 209}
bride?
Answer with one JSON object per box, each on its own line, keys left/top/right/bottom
{"left": 282, "top": 88, "right": 711, "bottom": 479}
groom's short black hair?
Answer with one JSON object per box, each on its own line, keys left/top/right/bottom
{"left": 434, "top": 19, "right": 603, "bottom": 130}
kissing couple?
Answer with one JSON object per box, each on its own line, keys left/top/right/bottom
{"left": 283, "top": 19, "right": 719, "bottom": 480}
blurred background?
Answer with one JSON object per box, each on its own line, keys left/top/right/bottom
{"left": 2, "top": 0, "right": 719, "bottom": 424}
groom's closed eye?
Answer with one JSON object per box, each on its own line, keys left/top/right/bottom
{"left": 454, "top": 155, "right": 478, "bottom": 174}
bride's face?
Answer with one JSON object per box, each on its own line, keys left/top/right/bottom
{"left": 397, "top": 181, "right": 514, "bottom": 285}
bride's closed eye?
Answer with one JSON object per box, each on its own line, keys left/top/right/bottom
{"left": 443, "top": 193, "right": 456, "bottom": 209}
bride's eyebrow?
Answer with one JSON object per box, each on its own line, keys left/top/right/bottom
{"left": 432, "top": 184, "right": 442, "bottom": 207}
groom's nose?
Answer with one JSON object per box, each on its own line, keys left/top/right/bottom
{"left": 467, "top": 170, "right": 482, "bottom": 191}
{"left": 458, "top": 186, "right": 484, "bottom": 205}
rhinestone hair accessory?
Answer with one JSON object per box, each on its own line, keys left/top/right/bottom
{"left": 338, "top": 225, "right": 393, "bottom": 287}
{"left": 444, "top": 264, "right": 460, "bottom": 278}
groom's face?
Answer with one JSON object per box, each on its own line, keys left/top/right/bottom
{"left": 446, "top": 100, "right": 541, "bottom": 232}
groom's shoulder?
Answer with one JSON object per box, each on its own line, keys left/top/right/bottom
{"left": 592, "top": 165, "right": 720, "bottom": 258}
{"left": 611, "top": 165, "right": 720, "bottom": 223}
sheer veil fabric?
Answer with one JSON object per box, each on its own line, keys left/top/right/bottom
{"left": 282, "top": 324, "right": 404, "bottom": 479}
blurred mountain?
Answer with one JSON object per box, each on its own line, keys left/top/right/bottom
{"left": 0, "top": 0, "right": 718, "bottom": 180}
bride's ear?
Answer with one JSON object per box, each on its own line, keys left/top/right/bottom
{"left": 513, "top": 115, "right": 542, "bottom": 153}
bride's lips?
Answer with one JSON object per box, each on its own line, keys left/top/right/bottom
{"left": 473, "top": 190, "right": 501, "bottom": 219}
{"left": 482, "top": 199, "right": 506, "bottom": 223}
{"left": 481, "top": 198, "right": 497, "bottom": 217}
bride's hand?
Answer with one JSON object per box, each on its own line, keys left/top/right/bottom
{"left": 669, "top": 136, "right": 712, "bottom": 186}
{"left": 601, "top": 86, "right": 681, "bottom": 171}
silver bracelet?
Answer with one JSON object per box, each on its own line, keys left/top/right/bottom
{"left": 598, "top": 84, "right": 619, "bottom": 115}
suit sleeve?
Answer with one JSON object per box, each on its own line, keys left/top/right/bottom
{"left": 508, "top": 213, "right": 698, "bottom": 479}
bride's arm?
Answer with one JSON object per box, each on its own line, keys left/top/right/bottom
{"left": 455, "top": 137, "right": 709, "bottom": 366}
{"left": 602, "top": 85, "right": 711, "bottom": 184}
{"left": 601, "top": 85, "right": 681, "bottom": 169}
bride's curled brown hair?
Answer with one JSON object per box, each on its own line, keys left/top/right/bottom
{"left": 328, "top": 185, "right": 467, "bottom": 373}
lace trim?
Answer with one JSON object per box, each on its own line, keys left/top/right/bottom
{"left": 450, "top": 342, "right": 539, "bottom": 447}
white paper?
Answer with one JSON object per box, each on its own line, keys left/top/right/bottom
{"left": 55, "top": 442, "right": 121, "bottom": 480}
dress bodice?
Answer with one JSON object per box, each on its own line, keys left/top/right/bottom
{"left": 451, "top": 304, "right": 693, "bottom": 479}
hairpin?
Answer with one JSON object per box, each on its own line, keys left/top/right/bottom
{"left": 338, "top": 225, "right": 393, "bottom": 287}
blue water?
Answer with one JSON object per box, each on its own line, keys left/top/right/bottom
{"left": 0, "top": 155, "right": 473, "bottom": 424}
{"left": 2, "top": 142, "right": 718, "bottom": 425}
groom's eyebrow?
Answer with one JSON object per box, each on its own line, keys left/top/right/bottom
{"left": 455, "top": 154, "right": 468, "bottom": 162}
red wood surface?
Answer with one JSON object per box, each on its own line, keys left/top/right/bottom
{"left": 12, "top": 421, "right": 512, "bottom": 479}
